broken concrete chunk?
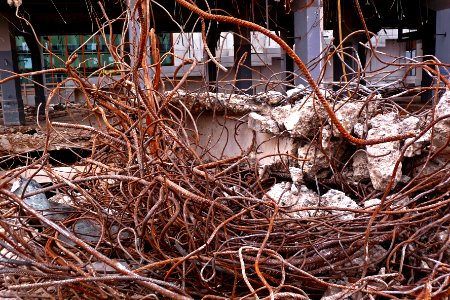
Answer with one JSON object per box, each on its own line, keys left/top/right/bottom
{"left": 10, "top": 177, "right": 113, "bottom": 245}
{"left": 88, "top": 260, "right": 129, "bottom": 274}
{"left": 11, "top": 177, "right": 79, "bottom": 221}
{"left": 264, "top": 182, "right": 321, "bottom": 219}
{"left": 297, "top": 141, "right": 346, "bottom": 179}
{"left": 72, "top": 219, "right": 102, "bottom": 244}
{"left": 431, "top": 91, "right": 450, "bottom": 155}
{"left": 248, "top": 112, "right": 280, "bottom": 134}
{"left": 256, "top": 91, "right": 284, "bottom": 105}
{"left": 364, "top": 198, "right": 381, "bottom": 208}
{"left": 11, "top": 177, "right": 51, "bottom": 211}
{"left": 0, "top": 131, "right": 91, "bottom": 154}
{"left": 288, "top": 185, "right": 322, "bottom": 218}
{"left": 265, "top": 184, "right": 359, "bottom": 221}
{"left": 366, "top": 134, "right": 402, "bottom": 191}
{"left": 282, "top": 105, "right": 303, "bottom": 135}
{"left": 289, "top": 167, "right": 304, "bottom": 185}
{"left": 358, "top": 195, "right": 408, "bottom": 211}
{"left": 57, "top": 218, "right": 104, "bottom": 246}
{"left": 353, "top": 122, "right": 365, "bottom": 138}
{"left": 264, "top": 182, "right": 292, "bottom": 206}
{"left": 387, "top": 195, "right": 410, "bottom": 208}
{"left": 297, "top": 144, "right": 331, "bottom": 179}
{"left": 368, "top": 112, "right": 399, "bottom": 128}
{"left": 404, "top": 130, "right": 431, "bottom": 157}
{"left": 400, "top": 115, "right": 421, "bottom": 133}
{"left": 400, "top": 175, "right": 411, "bottom": 184}
{"left": 255, "top": 136, "right": 296, "bottom": 167}
{"left": 396, "top": 115, "right": 422, "bottom": 157}
{"left": 0, "top": 133, "right": 44, "bottom": 153}
{"left": 43, "top": 201, "right": 78, "bottom": 221}
{"left": 351, "top": 151, "right": 370, "bottom": 182}
{"left": 366, "top": 112, "right": 403, "bottom": 191}
{"left": 270, "top": 105, "right": 290, "bottom": 131}
{"left": 320, "top": 189, "right": 360, "bottom": 221}
{"left": 48, "top": 193, "right": 75, "bottom": 206}
{"left": 0, "top": 136, "right": 12, "bottom": 151}
{"left": 174, "top": 90, "right": 270, "bottom": 114}
{"left": 281, "top": 97, "right": 327, "bottom": 138}
{"left": 285, "top": 84, "right": 305, "bottom": 98}
{"left": 331, "top": 101, "right": 365, "bottom": 137}
{"left": 343, "top": 245, "right": 387, "bottom": 272}
{"left": 320, "top": 125, "right": 333, "bottom": 150}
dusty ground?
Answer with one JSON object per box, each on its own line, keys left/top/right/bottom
{"left": 0, "top": 104, "right": 95, "bottom": 154}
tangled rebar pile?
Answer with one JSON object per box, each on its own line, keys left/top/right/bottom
{"left": 0, "top": 0, "right": 450, "bottom": 299}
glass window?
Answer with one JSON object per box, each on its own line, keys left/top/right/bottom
{"left": 83, "top": 35, "right": 98, "bottom": 52}
{"left": 16, "top": 36, "right": 32, "bottom": 72}
{"left": 153, "top": 33, "right": 173, "bottom": 66}
{"left": 17, "top": 32, "right": 174, "bottom": 85}
{"left": 66, "top": 35, "right": 80, "bottom": 53}
{"left": 84, "top": 53, "right": 99, "bottom": 69}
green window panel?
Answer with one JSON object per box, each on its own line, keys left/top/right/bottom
{"left": 17, "top": 33, "right": 174, "bottom": 85}
{"left": 151, "top": 33, "right": 173, "bottom": 66}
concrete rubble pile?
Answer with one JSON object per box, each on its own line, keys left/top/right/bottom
{"left": 176, "top": 87, "right": 450, "bottom": 207}
{"left": 170, "top": 86, "right": 450, "bottom": 220}
{"left": 1, "top": 86, "right": 449, "bottom": 299}
{"left": 170, "top": 87, "right": 450, "bottom": 298}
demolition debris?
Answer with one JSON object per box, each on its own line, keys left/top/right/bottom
{"left": 0, "top": 0, "right": 449, "bottom": 299}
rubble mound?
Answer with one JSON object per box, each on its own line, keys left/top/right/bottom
{"left": 0, "top": 85, "right": 448, "bottom": 299}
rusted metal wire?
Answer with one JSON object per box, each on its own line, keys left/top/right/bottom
{"left": 0, "top": 0, "right": 449, "bottom": 299}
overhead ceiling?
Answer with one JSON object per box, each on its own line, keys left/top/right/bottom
{"left": 1, "top": 0, "right": 126, "bottom": 35}
{"left": 428, "top": 0, "right": 450, "bottom": 10}
{"left": 323, "top": 0, "right": 434, "bottom": 32}
{"left": 0, "top": 0, "right": 294, "bottom": 36}
{"left": 0, "top": 0, "right": 444, "bottom": 38}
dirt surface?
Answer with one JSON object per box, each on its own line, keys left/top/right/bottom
{"left": 0, "top": 104, "right": 95, "bottom": 154}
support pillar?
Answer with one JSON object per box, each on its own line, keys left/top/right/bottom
{"left": 293, "top": 0, "right": 322, "bottom": 83}
{"left": 421, "top": 8, "right": 437, "bottom": 102}
{"left": 0, "top": 18, "right": 25, "bottom": 125}
{"left": 206, "top": 23, "right": 220, "bottom": 92}
{"left": 234, "top": 27, "right": 253, "bottom": 94}
{"left": 24, "top": 35, "right": 46, "bottom": 114}
{"left": 280, "top": 30, "right": 295, "bottom": 90}
{"left": 233, "top": 2, "right": 253, "bottom": 95}
{"left": 436, "top": 8, "right": 450, "bottom": 65}
{"left": 332, "top": 0, "right": 358, "bottom": 85}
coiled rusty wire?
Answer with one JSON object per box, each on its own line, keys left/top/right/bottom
{"left": 0, "top": 0, "right": 449, "bottom": 299}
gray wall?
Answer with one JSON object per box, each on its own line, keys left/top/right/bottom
{"left": 436, "top": 8, "right": 450, "bottom": 65}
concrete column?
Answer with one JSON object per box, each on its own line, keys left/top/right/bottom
{"left": 234, "top": 27, "right": 253, "bottom": 94}
{"left": 233, "top": 1, "right": 253, "bottom": 94}
{"left": 24, "top": 35, "right": 46, "bottom": 114}
{"left": 435, "top": 8, "right": 450, "bottom": 75}
{"left": 280, "top": 30, "right": 295, "bottom": 90}
{"left": 293, "top": 0, "right": 322, "bottom": 83}
{"left": 331, "top": 0, "right": 357, "bottom": 84}
{"left": 421, "top": 8, "right": 436, "bottom": 101}
{"left": 206, "top": 23, "right": 220, "bottom": 92}
{"left": 0, "top": 17, "right": 25, "bottom": 125}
